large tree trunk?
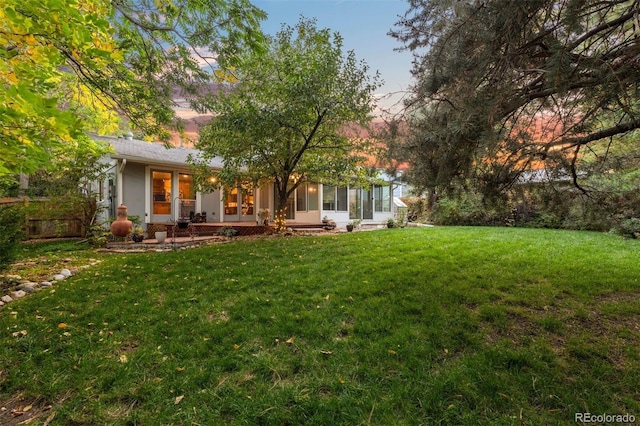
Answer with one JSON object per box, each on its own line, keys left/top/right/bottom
{"left": 274, "top": 179, "right": 290, "bottom": 232}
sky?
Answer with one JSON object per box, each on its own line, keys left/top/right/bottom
{"left": 175, "top": 0, "right": 414, "bottom": 120}
{"left": 253, "top": 0, "right": 414, "bottom": 115}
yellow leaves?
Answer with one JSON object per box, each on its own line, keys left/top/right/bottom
{"left": 285, "top": 336, "right": 295, "bottom": 345}
{"left": 174, "top": 395, "right": 184, "bottom": 404}
{"left": 118, "top": 354, "right": 128, "bottom": 363}
{"left": 12, "top": 330, "right": 27, "bottom": 338}
{"left": 214, "top": 68, "right": 238, "bottom": 84}
{"left": 57, "top": 323, "right": 68, "bottom": 329}
{"left": 24, "top": 34, "right": 38, "bottom": 46}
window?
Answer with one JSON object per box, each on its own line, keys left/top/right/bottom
{"left": 323, "top": 185, "right": 335, "bottom": 210}
{"left": 349, "top": 188, "right": 361, "bottom": 219}
{"left": 336, "top": 186, "right": 348, "bottom": 211}
{"left": 308, "top": 183, "right": 318, "bottom": 210}
{"left": 152, "top": 171, "right": 172, "bottom": 215}
{"left": 296, "top": 184, "right": 307, "bottom": 211}
{"left": 297, "top": 183, "right": 319, "bottom": 211}
{"left": 179, "top": 174, "right": 194, "bottom": 200}
{"left": 322, "top": 185, "right": 348, "bottom": 211}
{"left": 374, "top": 185, "right": 392, "bottom": 212}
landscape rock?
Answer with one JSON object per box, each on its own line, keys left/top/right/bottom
{"left": 60, "top": 269, "right": 72, "bottom": 277}
{"left": 10, "top": 290, "right": 26, "bottom": 299}
{"left": 53, "top": 274, "right": 66, "bottom": 281}
{"left": 40, "top": 281, "right": 53, "bottom": 287}
{"left": 22, "top": 285, "right": 36, "bottom": 293}
{"left": 4, "top": 275, "right": 22, "bottom": 283}
{"left": 17, "top": 281, "right": 37, "bottom": 290}
{"left": 2, "top": 295, "right": 14, "bottom": 303}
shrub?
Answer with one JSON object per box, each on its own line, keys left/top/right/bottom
{"left": 430, "top": 193, "right": 511, "bottom": 226}
{"left": 613, "top": 218, "right": 640, "bottom": 239}
{"left": 86, "top": 222, "right": 110, "bottom": 248}
{"left": 0, "top": 204, "right": 26, "bottom": 272}
{"left": 218, "top": 226, "right": 238, "bottom": 237}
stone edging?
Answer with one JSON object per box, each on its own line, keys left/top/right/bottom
{"left": 0, "top": 259, "right": 103, "bottom": 308}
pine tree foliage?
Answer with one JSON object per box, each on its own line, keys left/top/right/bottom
{"left": 389, "top": 0, "right": 640, "bottom": 196}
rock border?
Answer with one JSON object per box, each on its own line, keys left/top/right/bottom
{"left": 0, "top": 259, "right": 102, "bottom": 308}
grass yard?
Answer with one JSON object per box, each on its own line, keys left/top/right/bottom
{"left": 0, "top": 227, "right": 639, "bottom": 425}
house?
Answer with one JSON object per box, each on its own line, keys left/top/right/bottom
{"left": 94, "top": 135, "right": 397, "bottom": 231}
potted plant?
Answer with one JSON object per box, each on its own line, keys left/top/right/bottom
{"left": 131, "top": 226, "right": 144, "bottom": 242}
{"left": 387, "top": 218, "right": 395, "bottom": 228}
{"left": 155, "top": 224, "right": 167, "bottom": 243}
{"left": 346, "top": 219, "right": 361, "bottom": 232}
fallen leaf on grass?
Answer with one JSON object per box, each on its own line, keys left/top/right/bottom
{"left": 42, "top": 411, "right": 56, "bottom": 426}
{"left": 119, "top": 354, "right": 128, "bottom": 363}
{"left": 12, "top": 330, "right": 27, "bottom": 337}
{"left": 174, "top": 395, "right": 184, "bottom": 404}
{"left": 58, "top": 323, "right": 67, "bottom": 329}
{"left": 286, "top": 336, "right": 295, "bottom": 345}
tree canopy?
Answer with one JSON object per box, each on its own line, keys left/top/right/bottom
{"left": 0, "top": 0, "right": 266, "bottom": 183}
{"left": 194, "top": 17, "right": 381, "bottom": 215}
{"left": 389, "top": 0, "right": 640, "bottom": 197}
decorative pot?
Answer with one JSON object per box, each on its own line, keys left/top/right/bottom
{"left": 178, "top": 221, "right": 189, "bottom": 229}
{"left": 110, "top": 204, "right": 133, "bottom": 237}
{"left": 155, "top": 231, "right": 167, "bottom": 243}
{"left": 346, "top": 224, "right": 354, "bottom": 232}
{"left": 131, "top": 233, "right": 144, "bottom": 243}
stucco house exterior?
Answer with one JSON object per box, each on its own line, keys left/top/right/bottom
{"left": 94, "top": 135, "right": 398, "bottom": 231}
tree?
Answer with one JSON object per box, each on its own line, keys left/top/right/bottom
{"left": 194, "top": 17, "right": 381, "bottom": 221}
{"left": 0, "top": 0, "right": 266, "bottom": 184}
{"left": 389, "top": 0, "right": 640, "bottom": 198}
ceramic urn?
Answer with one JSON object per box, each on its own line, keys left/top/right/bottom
{"left": 110, "top": 204, "right": 133, "bottom": 237}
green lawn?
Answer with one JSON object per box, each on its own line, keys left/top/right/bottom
{"left": 1, "top": 227, "right": 639, "bottom": 425}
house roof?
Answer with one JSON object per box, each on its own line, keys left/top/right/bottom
{"left": 92, "top": 135, "right": 224, "bottom": 169}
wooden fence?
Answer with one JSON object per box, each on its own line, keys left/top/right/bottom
{"left": 1, "top": 197, "right": 85, "bottom": 239}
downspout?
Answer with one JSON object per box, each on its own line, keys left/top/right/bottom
{"left": 117, "top": 159, "right": 127, "bottom": 206}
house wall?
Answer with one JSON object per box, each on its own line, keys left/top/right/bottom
{"left": 121, "top": 162, "right": 146, "bottom": 226}
{"left": 294, "top": 210, "right": 321, "bottom": 223}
